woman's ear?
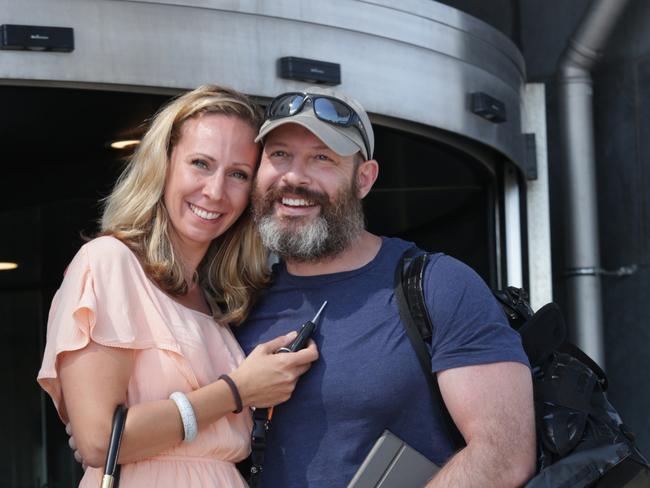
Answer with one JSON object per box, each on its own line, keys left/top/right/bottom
{"left": 355, "top": 159, "right": 379, "bottom": 199}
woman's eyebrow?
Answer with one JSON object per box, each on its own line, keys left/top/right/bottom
{"left": 188, "top": 152, "right": 216, "bottom": 161}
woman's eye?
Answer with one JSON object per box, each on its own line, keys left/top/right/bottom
{"left": 230, "top": 170, "right": 249, "bottom": 181}
{"left": 270, "top": 150, "right": 288, "bottom": 158}
{"left": 191, "top": 158, "right": 209, "bottom": 169}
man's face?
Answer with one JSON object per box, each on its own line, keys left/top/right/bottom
{"left": 251, "top": 124, "right": 365, "bottom": 262}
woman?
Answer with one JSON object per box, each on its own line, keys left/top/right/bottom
{"left": 37, "top": 85, "right": 318, "bottom": 486}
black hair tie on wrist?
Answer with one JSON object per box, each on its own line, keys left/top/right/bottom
{"left": 219, "top": 374, "right": 243, "bottom": 414}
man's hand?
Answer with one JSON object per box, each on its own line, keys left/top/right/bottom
{"left": 426, "top": 361, "right": 536, "bottom": 487}
{"left": 65, "top": 422, "right": 87, "bottom": 471}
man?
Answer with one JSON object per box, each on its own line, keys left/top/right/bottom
{"left": 235, "top": 86, "right": 536, "bottom": 487}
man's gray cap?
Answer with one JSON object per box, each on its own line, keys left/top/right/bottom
{"left": 256, "top": 86, "right": 375, "bottom": 160}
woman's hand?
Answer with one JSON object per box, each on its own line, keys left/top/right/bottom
{"left": 60, "top": 333, "right": 318, "bottom": 468}
{"left": 229, "top": 332, "right": 319, "bottom": 408}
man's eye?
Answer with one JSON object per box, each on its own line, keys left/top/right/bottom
{"left": 270, "top": 150, "right": 288, "bottom": 158}
{"left": 191, "top": 158, "right": 209, "bottom": 169}
{"left": 315, "top": 154, "right": 333, "bottom": 162}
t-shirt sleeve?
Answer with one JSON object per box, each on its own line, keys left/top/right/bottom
{"left": 425, "top": 254, "right": 529, "bottom": 373}
{"left": 37, "top": 237, "right": 181, "bottom": 419}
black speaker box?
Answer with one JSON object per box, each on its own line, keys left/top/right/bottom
{"left": 470, "top": 91, "right": 507, "bottom": 123}
{"left": 278, "top": 57, "right": 341, "bottom": 86}
{"left": 1, "top": 24, "right": 74, "bottom": 52}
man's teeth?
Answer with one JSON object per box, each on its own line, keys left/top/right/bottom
{"left": 189, "top": 204, "right": 221, "bottom": 220}
{"left": 282, "top": 197, "right": 314, "bottom": 207}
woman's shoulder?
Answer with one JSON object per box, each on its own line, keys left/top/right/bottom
{"left": 65, "top": 236, "right": 159, "bottom": 305}
{"left": 80, "top": 235, "right": 138, "bottom": 263}
{"left": 71, "top": 235, "right": 145, "bottom": 281}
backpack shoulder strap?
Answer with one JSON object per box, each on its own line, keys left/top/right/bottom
{"left": 403, "top": 252, "right": 433, "bottom": 341}
{"left": 395, "top": 249, "right": 465, "bottom": 449}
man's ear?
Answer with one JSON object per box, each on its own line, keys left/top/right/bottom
{"left": 355, "top": 159, "right": 379, "bottom": 199}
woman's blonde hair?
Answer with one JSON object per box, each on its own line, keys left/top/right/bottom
{"left": 101, "top": 84, "right": 269, "bottom": 325}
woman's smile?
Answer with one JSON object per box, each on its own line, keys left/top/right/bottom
{"left": 188, "top": 202, "right": 222, "bottom": 221}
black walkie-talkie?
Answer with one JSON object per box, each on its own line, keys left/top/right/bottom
{"left": 277, "top": 301, "right": 327, "bottom": 353}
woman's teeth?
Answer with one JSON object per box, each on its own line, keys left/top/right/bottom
{"left": 189, "top": 204, "right": 221, "bottom": 220}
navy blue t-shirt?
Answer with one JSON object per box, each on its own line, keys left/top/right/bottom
{"left": 235, "top": 237, "right": 528, "bottom": 487}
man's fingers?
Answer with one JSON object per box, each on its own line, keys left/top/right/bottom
{"left": 65, "top": 422, "right": 79, "bottom": 454}
{"left": 74, "top": 450, "right": 82, "bottom": 463}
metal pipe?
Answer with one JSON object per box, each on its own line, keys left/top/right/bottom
{"left": 557, "top": 0, "right": 630, "bottom": 367}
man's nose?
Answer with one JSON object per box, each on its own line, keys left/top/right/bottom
{"left": 203, "top": 170, "right": 226, "bottom": 201}
{"left": 281, "top": 158, "right": 311, "bottom": 187}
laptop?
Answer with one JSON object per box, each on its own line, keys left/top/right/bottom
{"left": 347, "top": 430, "right": 440, "bottom": 488}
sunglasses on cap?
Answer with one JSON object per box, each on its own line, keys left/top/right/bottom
{"left": 265, "top": 92, "right": 372, "bottom": 160}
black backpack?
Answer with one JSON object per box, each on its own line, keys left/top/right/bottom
{"left": 395, "top": 251, "right": 650, "bottom": 488}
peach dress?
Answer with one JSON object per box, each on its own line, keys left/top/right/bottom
{"left": 38, "top": 236, "right": 251, "bottom": 487}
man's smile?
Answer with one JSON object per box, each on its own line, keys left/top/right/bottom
{"left": 275, "top": 194, "right": 320, "bottom": 217}
{"left": 281, "top": 196, "right": 316, "bottom": 207}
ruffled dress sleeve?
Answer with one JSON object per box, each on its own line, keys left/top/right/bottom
{"left": 37, "top": 236, "right": 182, "bottom": 420}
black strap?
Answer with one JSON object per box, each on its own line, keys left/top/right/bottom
{"left": 403, "top": 253, "right": 433, "bottom": 341}
{"left": 249, "top": 407, "right": 270, "bottom": 487}
{"left": 395, "top": 250, "right": 465, "bottom": 450}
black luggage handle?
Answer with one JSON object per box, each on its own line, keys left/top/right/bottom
{"left": 101, "top": 404, "right": 128, "bottom": 488}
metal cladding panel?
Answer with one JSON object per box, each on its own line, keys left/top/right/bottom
{"left": 0, "top": 0, "right": 527, "bottom": 169}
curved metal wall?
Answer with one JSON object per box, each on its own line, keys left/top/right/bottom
{"left": 0, "top": 0, "right": 527, "bottom": 169}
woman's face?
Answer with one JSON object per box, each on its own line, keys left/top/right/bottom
{"left": 163, "top": 114, "right": 259, "bottom": 262}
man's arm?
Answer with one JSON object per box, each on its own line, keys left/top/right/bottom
{"left": 426, "top": 361, "right": 536, "bottom": 488}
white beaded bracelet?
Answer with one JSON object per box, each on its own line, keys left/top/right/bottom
{"left": 169, "top": 391, "right": 198, "bottom": 443}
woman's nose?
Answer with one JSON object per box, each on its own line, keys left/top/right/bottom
{"left": 203, "top": 171, "right": 226, "bottom": 201}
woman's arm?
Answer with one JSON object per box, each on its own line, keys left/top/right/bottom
{"left": 59, "top": 332, "right": 317, "bottom": 467}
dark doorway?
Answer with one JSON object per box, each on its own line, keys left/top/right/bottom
{"left": 368, "top": 125, "right": 498, "bottom": 284}
{"left": 0, "top": 85, "right": 172, "bottom": 487}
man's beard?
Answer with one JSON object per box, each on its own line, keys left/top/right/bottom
{"left": 251, "top": 179, "right": 365, "bottom": 263}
